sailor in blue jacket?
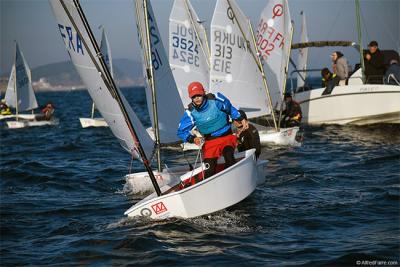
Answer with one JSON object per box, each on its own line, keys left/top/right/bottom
{"left": 177, "top": 81, "right": 248, "bottom": 178}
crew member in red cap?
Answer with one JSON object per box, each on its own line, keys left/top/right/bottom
{"left": 177, "top": 81, "right": 248, "bottom": 178}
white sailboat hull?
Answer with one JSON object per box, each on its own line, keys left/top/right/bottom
{"left": 0, "top": 114, "right": 15, "bottom": 120}
{"left": 252, "top": 123, "right": 302, "bottom": 146}
{"left": 6, "top": 118, "right": 59, "bottom": 129}
{"left": 79, "top": 118, "right": 108, "bottom": 128}
{"left": 0, "top": 113, "right": 38, "bottom": 121}
{"left": 125, "top": 155, "right": 267, "bottom": 195}
{"left": 124, "top": 149, "right": 261, "bottom": 219}
{"left": 294, "top": 84, "right": 400, "bottom": 125}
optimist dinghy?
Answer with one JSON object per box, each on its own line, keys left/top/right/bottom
{"left": 3, "top": 42, "right": 58, "bottom": 129}
{"left": 124, "top": 149, "right": 258, "bottom": 219}
{"left": 50, "top": 0, "right": 265, "bottom": 219}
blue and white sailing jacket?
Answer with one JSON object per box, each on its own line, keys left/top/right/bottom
{"left": 177, "top": 93, "right": 242, "bottom": 143}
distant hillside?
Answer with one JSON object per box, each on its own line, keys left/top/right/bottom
{"left": 0, "top": 59, "right": 145, "bottom": 92}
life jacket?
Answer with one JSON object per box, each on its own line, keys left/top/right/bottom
{"left": 286, "top": 100, "right": 302, "bottom": 122}
{"left": 1, "top": 108, "right": 11, "bottom": 115}
{"left": 322, "top": 73, "right": 337, "bottom": 85}
{"left": 41, "top": 106, "right": 54, "bottom": 119}
{"left": 189, "top": 98, "right": 228, "bottom": 135}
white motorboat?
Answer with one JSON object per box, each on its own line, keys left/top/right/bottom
{"left": 291, "top": 43, "right": 400, "bottom": 125}
{"left": 290, "top": 0, "right": 400, "bottom": 126}
{"left": 294, "top": 78, "right": 400, "bottom": 125}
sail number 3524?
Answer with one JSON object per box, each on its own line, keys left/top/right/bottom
{"left": 171, "top": 25, "right": 200, "bottom": 67}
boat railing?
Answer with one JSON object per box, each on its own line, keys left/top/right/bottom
{"left": 289, "top": 69, "right": 391, "bottom": 93}
{"left": 289, "top": 68, "right": 324, "bottom": 93}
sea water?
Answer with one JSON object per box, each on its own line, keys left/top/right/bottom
{"left": 1, "top": 88, "right": 399, "bottom": 266}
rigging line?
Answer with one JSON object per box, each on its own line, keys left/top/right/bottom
{"left": 317, "top": 0, "right": 345, "bottom": 68}
{"left": 187, "top": 141, "right": 204, "bottom": 186}
{"left": 182, "top": 147, "right": 194, "bottom": 170}
{"left": 289, "top": 56, "right": 306, "bottom": 83}
{"left": 128, "top": 148, "right": 136, "bottom": 174}
{"left": 183, "top": 0, "right": 211, "bottom": 67}
{"left": 62, "top": 0, "right": 161, "bottom": 196}
{"left": 358, "top": 3, "right": 370, "bottom": 44}
{"left": 371, "top": 7, "right": 398, "bottom": 47}
{"left": 325, "top": 0, "right": 346, "bottom": 40}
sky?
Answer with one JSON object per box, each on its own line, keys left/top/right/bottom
{"left": 1, "top": 0, "right": 399, "bottom": 77}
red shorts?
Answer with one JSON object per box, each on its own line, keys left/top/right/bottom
{"left": 202, "top": 134, "right": 237, "bottom": 159}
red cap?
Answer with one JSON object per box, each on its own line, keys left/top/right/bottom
{"left": 188, "top": 82, "right": 205, "bottom": 98}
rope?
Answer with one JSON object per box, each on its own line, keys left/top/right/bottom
{"left": 182, "top": 140, "right": 206, "bottom": 187}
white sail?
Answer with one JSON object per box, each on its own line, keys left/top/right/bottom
{"left": 256, "top": 0, "right": 293, "bottom": 108}
{"left": 210, "top": 0, "right": 270, "bottom": 118}
{"left": 5, "top": 64, "right": 16, "bottom": 107}
{"left": 297, "top": 11, "right": 308, "bottom": 88}
{"left": 49, "top": 0, "right": 154, "bottom": 159}
{"left": 169, "top": 0, "right": 210, "bottom": 106}
{"left": 135, "top": 0, "right": 184, "bottom": 144}
{"left": 99, "top": 27, "right": 113, "bottom": 78}
{"left": 5, "top": 43, "right": 38, "bottom": 112}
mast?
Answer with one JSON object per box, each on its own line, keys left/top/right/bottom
{"left": 355, "top": 0, "right": 365, "bottom": 83}
{"left": 14, "top": 43, "right": 19, "bottom": 121}
{"left": 91, "top": 102, "right": 95, "bottom": 119}
{"left": 277, "top": 23, "right": 294, "bottom": 131}
{"left": 142, "top": 0, "right": 162, "bottom": 172}
{"left": 64, "top": 0, "right": 162, "bottom": 196}
{"left": 225, "top": 0, "right": 278, "bottom": 130}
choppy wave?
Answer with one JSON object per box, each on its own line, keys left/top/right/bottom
{"left": 1, "top": 89, "right": 399, "bottom": 266}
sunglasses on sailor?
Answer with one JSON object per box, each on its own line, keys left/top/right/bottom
{"left": 191, "top": 94, "right": 203, "bottom": 100}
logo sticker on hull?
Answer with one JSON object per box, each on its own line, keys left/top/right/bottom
{"left": 140, "top": 208, "right": 152, "bottom": 217}
{"left": 151, "top": 202, "right": 167, "bottom": 214}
